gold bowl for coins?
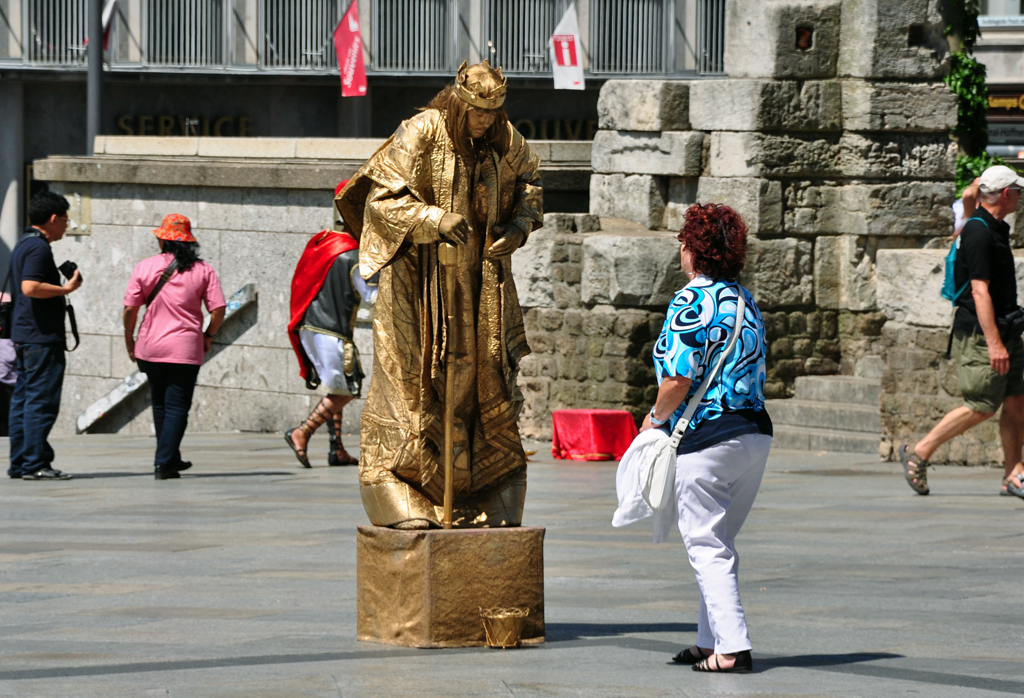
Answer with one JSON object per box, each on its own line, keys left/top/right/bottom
{"left": 479, "top": 607, "right": 530, "bottom": 648}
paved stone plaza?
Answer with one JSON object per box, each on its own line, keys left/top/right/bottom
{"left": 0, "top": 433, "right": 1022, "bottom": 696}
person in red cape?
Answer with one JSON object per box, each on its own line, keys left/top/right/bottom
{"left": 285, "top": 181, "right": 378, "bottom": 467}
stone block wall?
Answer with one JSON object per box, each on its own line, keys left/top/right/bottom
{"left": 512, "top": 214, "right": 686, "bottom": 439}
{"left": 44, "top": 180, "right": 370, "bottom": 438}
{"left": 587, "top": 0, "right": 956, "bottom": 397}
{"left": 875, "top": 250, "right": 1024, "bottom": 465}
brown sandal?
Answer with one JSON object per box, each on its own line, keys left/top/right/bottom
{"left": 899, "top": 445, "right": 929, "bottom": 495}
{"left": 284, "top": 429, "right": 311, "bottom": 468}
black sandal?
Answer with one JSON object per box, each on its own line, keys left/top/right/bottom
{"left": 692, "top": 650, "right": 753, "bottom": 673}
{"left": 672, "top": 647, "right": 711, "bottom": 665}
{"left": 329, "top": 450, "right": 359, "bottom": 466}
{"left": 284, "top": 429, "right": 312, "bottom": 468}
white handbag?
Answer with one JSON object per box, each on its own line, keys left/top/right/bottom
{"left": 640, "top": 292, "right": 746, "bottom": 511}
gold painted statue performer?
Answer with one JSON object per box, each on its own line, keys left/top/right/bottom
{"left": 337, "top": 61, "right": 543, "bottom": 530}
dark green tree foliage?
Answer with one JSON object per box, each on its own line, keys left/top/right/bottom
{"left": 944, "top": 0, "right": 981, "bottom": 52}
{"left": 943, "top": 0, "right": 1009, "bottom": 193}
{"left": 945, "top": 52, "right": 989, "bottom": 159}
{"left": 956, "top": 151, "right": 1004, "bottom": 196}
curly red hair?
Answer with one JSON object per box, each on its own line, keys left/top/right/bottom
{"left": 677, "top": 203, "right": 748, "bottom": 280}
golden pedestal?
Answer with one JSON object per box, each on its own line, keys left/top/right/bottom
{"left": 356, "top": 525, "right": 545, "bottom": 648}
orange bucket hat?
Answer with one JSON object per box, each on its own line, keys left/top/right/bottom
{"left": 153, "top": 214, "right": 197, "bottom": 242}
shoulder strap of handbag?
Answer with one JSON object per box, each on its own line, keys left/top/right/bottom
{"left": 146, "top": 258, "right": 180, "bottom": 306}
{"left": 668, "top": 289, "right": 746, "bottom": 449}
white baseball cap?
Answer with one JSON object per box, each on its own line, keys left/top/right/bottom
{"left": 979, "top": 165, "right": 1024, "bottom": 193}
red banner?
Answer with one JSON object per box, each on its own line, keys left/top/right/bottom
{"left": 334, "top": 1, "right": 367, "bottom": 97}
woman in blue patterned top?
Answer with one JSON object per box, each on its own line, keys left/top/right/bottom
{"left": 641, "top": 203, "right": 772, "bottom": 673}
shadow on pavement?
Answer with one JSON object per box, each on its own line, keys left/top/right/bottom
{"left": 69, "top": 471, "right": 297, "bottom": 479}
{"left": 756, "top": 653, "right": 1024, "bottom": 694}
{"left": 758, "top": 652, "right": 901, "bottom": 670}
{"left": 546, "top": 622, "right": 696, "bottom": 641}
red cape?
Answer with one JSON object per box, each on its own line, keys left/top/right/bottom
{"left": 288, "top": 230, "right": 359, "bottom": 380}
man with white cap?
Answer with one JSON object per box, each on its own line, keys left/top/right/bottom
{"left": 901, "top": 165, "right": 1024, "bottom": 496}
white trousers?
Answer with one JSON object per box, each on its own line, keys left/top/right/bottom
{"left": 675, "top": 433, "right": 772, "bottom": 654}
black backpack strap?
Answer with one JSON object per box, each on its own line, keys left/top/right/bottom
{"left": 145, "top": 259, "right": 180, "bottom": 306}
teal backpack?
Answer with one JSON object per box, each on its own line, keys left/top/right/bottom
{"left": 941, "top": 216, "right": 989, "bottom": 304}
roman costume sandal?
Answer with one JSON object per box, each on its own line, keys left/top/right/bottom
{"left": 285, "top": 399, "right": 335, "bottom": 468}
{"left": 692, "top": 650, "right": 753, "bottom": 674}
{"left": 284, "top": 429, "right": 312, "bottom": 468}
{"left": 672, "top": 647, "right": 712, "bottom": 665}
{"left": 329, "top": 451, "right": 359, "bottom": 466}
{"left": 328, "top": 412, "right": 358, "bottom": 466}
{"left": 899, "top": 445, "right": 929, "bottom": 495}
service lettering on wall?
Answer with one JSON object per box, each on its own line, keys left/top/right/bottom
{"left": 511, "top": 119, "right": 597, "bottom": 141}
{"left": 117, "top": 115, "right": 255, "bottom": 137}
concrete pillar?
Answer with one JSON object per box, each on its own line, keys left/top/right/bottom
{"left": 338, "top": 89, "right": 372, "bottom": 137}
{"left": 0, "top": 81, "right": 24, "bottom": 273}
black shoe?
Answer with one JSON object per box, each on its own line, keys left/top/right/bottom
{"left": 9, "top": 473, "right": 21, "bottom": 479}
{"left": 173, "top": 460, "right": 192, "bottom": 472}
{"left": 22, "top": 467, "right": 72, "bottom": 481}
{"left": 155, "top": 465, "right": 180, "bottom": 480}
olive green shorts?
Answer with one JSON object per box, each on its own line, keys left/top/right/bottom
{"left": 953, "top": 329, "right": 1024, "bottom": 413}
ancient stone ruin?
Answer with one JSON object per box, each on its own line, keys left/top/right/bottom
{"left": 517, "top": 0, "right": 968, "bottom": 453}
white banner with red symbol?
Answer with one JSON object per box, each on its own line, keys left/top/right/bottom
{"left": 334, "top": 0, "right": 368, "bottom": 97}
{"left": 550, "top": 3, "right": 584, "bottom": 90}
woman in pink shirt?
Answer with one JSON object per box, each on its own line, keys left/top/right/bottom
{"left": 123, "top": 214, "right": 226, "bottom": 480}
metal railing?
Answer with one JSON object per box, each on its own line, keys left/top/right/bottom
{"left": 26, "top": 0, "right": 88, "bottom": 65}
{"left": 260, "top": 0, "right": 343, "bottom": 69}
{"left": 588, "top": 0, "right": 666, "bottom": 74}
{"left": 481, "top": 0, "right": 568, "bottom": 74}
{"left": 371, "top": 0, "right": 454, "bottom": 72}
{"left": 695, "top": 0, "right": 724, "bottom": 75}
{"left": 5, "top": 0, "right": 727, "bottom": 75}
{"left": 144, "top": 0, "right": 224, "bottom": 66}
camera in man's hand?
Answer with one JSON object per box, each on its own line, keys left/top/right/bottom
{"left": 58, "top": 260, "right": 80, "bottom": 281}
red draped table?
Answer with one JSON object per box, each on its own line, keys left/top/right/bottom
{"left": 551, "top": 409, "right": 639, "bottom": 462}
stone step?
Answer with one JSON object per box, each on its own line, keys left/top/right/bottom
{"left": 770, "top": 424, "right": 880, "bottom": 455}
{"left": 766, "top": 399, "right": 881, "bottom": 433}
{"left": 793, "top": 376, "right": 880, "bottom": 406}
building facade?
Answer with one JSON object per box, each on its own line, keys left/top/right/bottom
{"left": 977, "top": 3, "right": 1024, "bottom": 160}
{"left": 0, "top": 0, "right": 724, "bottom": 268}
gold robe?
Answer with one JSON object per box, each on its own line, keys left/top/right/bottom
{"left": 337, "top": 109, "right": 544, "bottom": 527}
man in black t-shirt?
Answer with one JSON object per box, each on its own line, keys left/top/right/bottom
{"left": 7, "top": 192, "right": 83, "bottom": 480}
{"left": 900, "top": 166, "right": 1024, "bottom": 496}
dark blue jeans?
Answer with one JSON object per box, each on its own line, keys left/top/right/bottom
{"left": 8, "top": 342, "right": 65, "bottom": 477}
{"left": 138, "top": 360, "right": 200, "bottom": 468}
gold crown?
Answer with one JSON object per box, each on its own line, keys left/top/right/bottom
{"left": 454, "top": 60, "right": 507, "bottom": 110}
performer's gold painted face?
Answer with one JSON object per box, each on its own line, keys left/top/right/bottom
{"left": 467, "top": 107, "right": 498, "bottom": 139}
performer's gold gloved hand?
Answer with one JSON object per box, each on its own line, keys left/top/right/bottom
{"left": 486, "top": 225, "right": 526, "bottom": 258}
{"left": 438, "top": 213, "right": 470, "bottom": 245}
